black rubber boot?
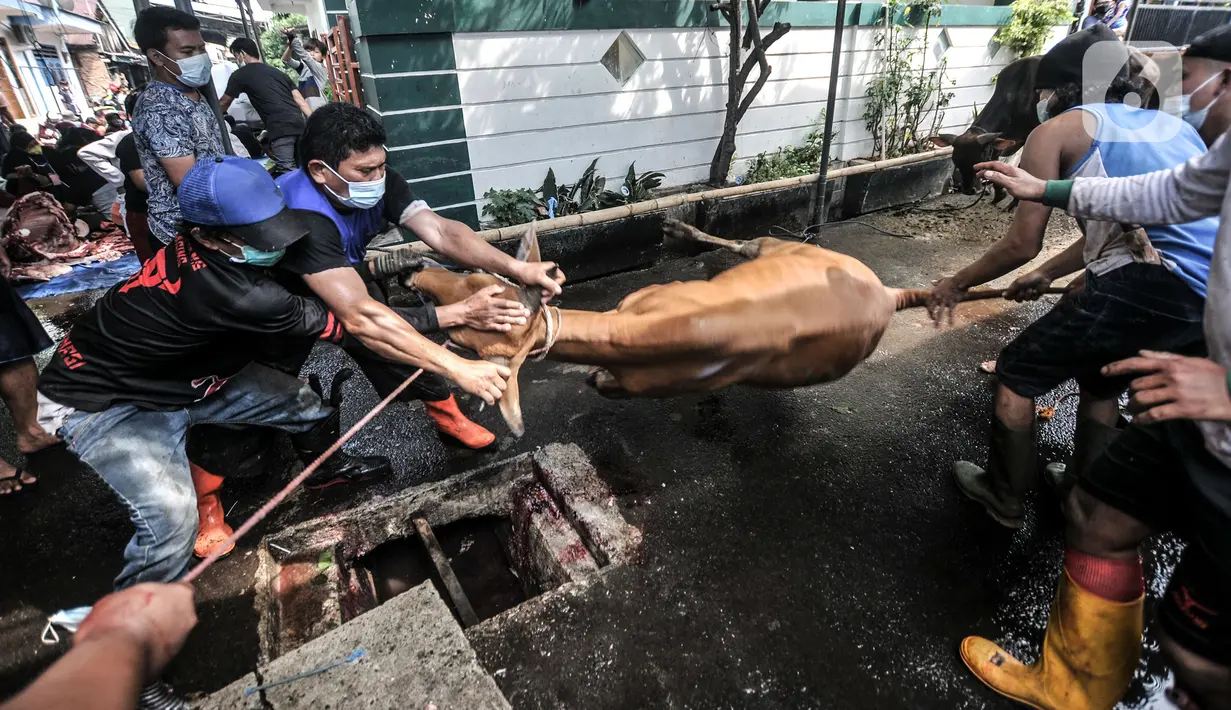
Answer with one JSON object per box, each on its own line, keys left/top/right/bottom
{"left": 293, "top": 369, "right": 392, "bottom": 490}
{"left": 952, "top": 418, "right": 1038, "bottom": 529}
{"left": 1044, "top": 415, "right": 1125, "bottom": 495}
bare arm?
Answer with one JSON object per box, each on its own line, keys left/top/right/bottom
{"left": 928, "top": 118, "right": 1068, "bottom": 322}
{"left": 2, "top": 584, "right": 196, "bottom": 710}
{"left": 291, "top": 89, "right": 311, "bottom": 117}
{"left": 218, "top": 94, "right": 234, "bottom": 114}
{"left": 977, "top": 132, "right": 1230, "bottom": 225}
{"left": 128, "top": 168, "right": 146, "bottom": 192}
{"left": 402, "top": 209, "right": 566, "bottom": 301}
{"left": 302, "top": 267, "right": 510, "bottom": 403}
{"left": 159, "top": 155, "right": 197, "bottom": 188}
{"left": 281, "top": 41, "right": 295, "bottom": 66}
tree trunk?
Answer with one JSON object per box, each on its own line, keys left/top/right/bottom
{"left": 707, "top": 1, "right": 791, "bottom": 186}
{"left": 709, "top": 2, "right": 742, "bottom": 186}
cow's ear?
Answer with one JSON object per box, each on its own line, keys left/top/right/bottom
{"left": 975, "top": 132, "right": 1003, "bottom": 146}
{"left": 929, "top": 134, "right": 958, "bottom": 148}
{"left": 516, "top": 220, "right": 541, "bottom": 263}
{"left": 990, "top": 137, "right": 1018, "bottom": 152}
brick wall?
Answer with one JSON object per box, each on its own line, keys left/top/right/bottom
{"left": 70, "top": 48, "right": 111, "bottom": 102}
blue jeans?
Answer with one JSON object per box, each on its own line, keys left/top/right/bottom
{"left": 57, "top": 364, "right": 332, "bottom": 589}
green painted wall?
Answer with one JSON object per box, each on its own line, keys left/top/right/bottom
{"left": 347, "top": 0, "right": 1014, "bottom": 37}
{"left": 346, "top": 0, "right": 1020, "bottom": 232}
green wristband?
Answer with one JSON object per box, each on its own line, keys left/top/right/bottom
{"left": 1042, "top": 179, "right": 1074, "bottom": 209}
{"left": 1225, "top": 370, "right": 1231, "bottom": 400}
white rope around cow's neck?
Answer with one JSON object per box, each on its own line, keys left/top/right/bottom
{"left": 528, "top": 306, "right": 561, "bottom": 361}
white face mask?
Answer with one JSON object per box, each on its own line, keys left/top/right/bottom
{"left": 1036, "top": 97, "right": 1051, "bottom": 124}
{"left": 1164, "top": 72, "right": 1225, "bottom": 130}
{"left": 156, "top": 50, "right": 212, "bottom": 88}
{"left": 321, "top": 162, "right": 386, "bottom": 210}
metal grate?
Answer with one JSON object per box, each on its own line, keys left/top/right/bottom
{"left": 1130, "top": 5, "right": 1231, "bottom": 47}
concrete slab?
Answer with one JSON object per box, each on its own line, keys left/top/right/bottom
{"left": 512, "top": 482, "right": 599, "bottom": 589}
{"left": 254, "top": 582, "right": 507, "bottom": 710}
{"left": 535, "top": 443, "right": 642, "bottom": 567}
{"left": 192, "top": 673, "right": 261, "bottom": 710}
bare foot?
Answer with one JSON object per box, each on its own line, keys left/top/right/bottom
{"left": 16, "top": 428, "right": 60, "bottom": 455}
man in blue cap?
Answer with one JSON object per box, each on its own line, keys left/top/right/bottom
{"left": 34, "top": 156, "right": 511, "bottom": 591}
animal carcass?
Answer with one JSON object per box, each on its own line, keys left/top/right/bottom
{"left": 409, "top": 220, "right": 1030, "bottom": 436}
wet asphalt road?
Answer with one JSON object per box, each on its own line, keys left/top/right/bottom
{"left": 0, "top": 217, "right": 1181, "bottom": 708}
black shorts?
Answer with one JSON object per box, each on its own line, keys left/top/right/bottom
{"left": 0, "top": 275, "right": 53, "bottom": 366}
{"left": 997, "top": 263, "right": 1205, "bottom": 399}
{"left": 1082, "top": 421, "right": 1231, "bottom": 663}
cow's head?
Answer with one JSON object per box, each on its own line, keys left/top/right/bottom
{"left": 930, "top": 130, "right": 1018, "bottom": 194}
{"left": 407, "top": 223, "right": 549, "bottom": 437}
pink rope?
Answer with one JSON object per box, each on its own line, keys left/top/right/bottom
{"left": 183, "top": 369, "right": 424, "bottom": 583}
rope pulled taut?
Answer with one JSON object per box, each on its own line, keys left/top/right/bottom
{"left": 182, "top": 369, "right": 425, "bottom": 583}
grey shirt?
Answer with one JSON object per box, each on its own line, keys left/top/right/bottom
{"left": 286, "top": 36, "right": 329, "bottom": 107}
{"left": 1067, "top": 132, "right": 1231, "bottom": 469}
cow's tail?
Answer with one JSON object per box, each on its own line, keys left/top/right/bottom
{"left": 889, "top": 288, "right": 931, "bottom": 311}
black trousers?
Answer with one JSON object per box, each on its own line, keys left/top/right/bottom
{"left": 187, "top": 282, "right": 450, "bottom": 476}
{"left": 264, "top": 279, "right": 451, "bottom": 404}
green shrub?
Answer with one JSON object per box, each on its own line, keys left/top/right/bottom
{"left": 261, "top": 13, "right": 308, "bottom": 80}
{"left": 482, "top": 188, "right": 540, "bottom": 227}
{"left": 743, "top": 118, "right": 833, "bottom": 184}
{"left": 482, "top": 160, "right": 668, "bottom": 227}
{"left": 997, "top": 0, "right": 1072, "bottom": 57}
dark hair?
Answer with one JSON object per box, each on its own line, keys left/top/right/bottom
{"left": 230, "top": 37, "right": 260, "bottom": 59}
{"left": 1050, "top": 75, "right": 1140, "bottom": 115}
{"left": 298, "top": 102, "right": 386, "bottom": 170}
{"left": 133, "top": 7, "right": 200, "bottom": 54}
{"left": 124, "top": 89, "right": 141, "bottom": 118}
{"left": 12, "top": 131, "right": 35, "bottom": 151}
{"left": 223, "top": 113, "right": 236, "bottom": 127}
{"left": 304, "top": 38, "right": 327, "bottom": 54}
{"left": 180, "top": 221, "right": 232, "bottom": 244}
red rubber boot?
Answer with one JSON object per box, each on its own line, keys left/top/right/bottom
{"left": 424, "top": 395, "right": 496, "bottom": 449}
{"left": 191, "top": 463, "right": 235, "bottom": 559}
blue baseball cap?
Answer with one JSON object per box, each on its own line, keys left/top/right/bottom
{"left": 178, "top": 156, "right": 308, "bottom": 251}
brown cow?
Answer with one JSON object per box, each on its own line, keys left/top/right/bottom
{"left": 408, "top": 220, "right": 1043, "bottom": 435}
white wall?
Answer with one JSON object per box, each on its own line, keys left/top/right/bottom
{"left": 447, "top": 24, "right": 1066, "bottom": 213}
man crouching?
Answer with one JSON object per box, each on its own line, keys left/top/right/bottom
{"left": 35, "top": 156, "right": 414, "bottom": 590}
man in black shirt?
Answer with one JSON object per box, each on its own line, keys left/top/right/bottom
{"left": 220, "top": 38, "right": 309, "bottom": 176}
{"left": 275, "top": 103, "right": 565, "bottom": 448}
{"left": 36, "top": 157, "right": 504, "bottom": 589}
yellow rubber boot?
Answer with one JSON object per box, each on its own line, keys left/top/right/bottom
{"left": 960, "top": 570, "right": 1143, "bottom": 710}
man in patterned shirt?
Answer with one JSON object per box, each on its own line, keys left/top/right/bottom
{"left": 131, "top": 7, "right": 223, "bottom": 246}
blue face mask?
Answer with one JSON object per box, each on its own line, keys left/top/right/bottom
{"left": 322, "top": 162, "right": 386, "bottom": 210}
{"left": 224, "top": 239, "right": 285, "bottom": 266}
{"left": 159, "top": 51, "right": 212, "bottom": 88}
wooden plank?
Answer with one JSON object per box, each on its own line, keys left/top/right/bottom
{"left": 412, "top": 517, "right": 480, "bottom": 627}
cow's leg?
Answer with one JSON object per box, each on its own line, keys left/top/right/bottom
{"left": 662, "top": 219, "right": 761, "bottom": 258}
{"left": 588, "top": 369, "right": 632, "bottom": 399}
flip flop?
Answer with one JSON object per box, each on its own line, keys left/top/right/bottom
{"left": 0, "top": 469, "right": 37, "bottom": 495}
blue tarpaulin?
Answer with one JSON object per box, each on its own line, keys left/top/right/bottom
{"left": 15, "top": 254, "right": 140, "bottom": 300}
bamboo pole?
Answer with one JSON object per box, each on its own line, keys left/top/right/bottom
{"left": 393, "top": 148, "right": 954, "bottom": 255}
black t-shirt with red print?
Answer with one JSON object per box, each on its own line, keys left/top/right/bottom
{"left": 39, "top": 216, "right": 346, "bottom": 413}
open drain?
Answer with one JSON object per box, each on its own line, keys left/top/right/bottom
{"left": 253, "top": 443, "right": 642, "bottom": 662}
{"left": 359, "top": 516, "right": 529, "bottom": 625}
